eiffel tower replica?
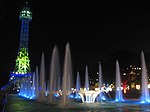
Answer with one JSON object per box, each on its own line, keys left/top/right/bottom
{"left": 10, "top": 2, "right": 33, "bottom": 89}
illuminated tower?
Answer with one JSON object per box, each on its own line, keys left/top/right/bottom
{"left": 14, "top": 2, "right": 32, "bottom": 74}
{"left": 9, "top": 2, "right": 33, "bottom": 95}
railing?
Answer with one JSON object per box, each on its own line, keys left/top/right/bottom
{"left": 10, "top": 71, "right": 33, "bottom": 77}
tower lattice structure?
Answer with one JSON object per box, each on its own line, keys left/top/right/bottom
{"left": 14, "top": 3, "right": 32, "bottom": 74}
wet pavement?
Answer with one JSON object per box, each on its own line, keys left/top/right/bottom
{"left": 4, "top": 94, "right": 81, "bottom": 112}
{"left": 4, "top": 94, "right": 150, "bottom": 112}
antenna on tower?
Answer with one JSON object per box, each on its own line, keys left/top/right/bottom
{"left": 25, "top": 1, "right": 29, "bottom": 7}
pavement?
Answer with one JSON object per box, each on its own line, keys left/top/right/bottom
{"left": 4, "top": 94, "right": 81, "bottom": 112}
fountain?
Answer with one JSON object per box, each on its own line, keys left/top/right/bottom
{"left": 17, "top": 43, "right": 127, "bottom": 104}
{"left": 48, "top": 45, "right": 61, "bottom": 103}
{"left": 35, "top": 66, "right": 39, "bottom": 99}
{"left": 98, "top": 62, "right": 105, "bottom": 101}
{"left": 61, "top": 42, "right": 73, "bottom": 106}
{"left": 85, "top": 65, "right": 89, "bottom": 90}
{"left": 73, "top": 71, "right": 82, "bottom": 100}
{"left": 38, "top": 52, "right": 46, "bottom": 102}
{"left": 78, "top": 65, "right": 99, "bottom": 103}
{"left": 18, "top": 71, "right": 37, "bottom": 99}
{"left": 115, "top": 60, "right": 124, "bottom": 102}
{"left": 141, "top": 51, "right": 150, "bottom": 103}
{"left": 57, "top": 76, "right": 61, "bottom": 91}
{"left": 31, "top": 72, "right": 36, "bottom": 98}
{"left": 76, "top": 71, "right": 81, "bottom": 92}
{"left": 11, "top": 41, "right": 150, "bottom": 112}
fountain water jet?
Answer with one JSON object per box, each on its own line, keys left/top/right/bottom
{"left": 85, "top": 65, "right": 89, "bottom": 90}
{"left": 62, "top": 42, "right": 73, "bottom": 106}
{"left": 18, "top": 74, "right": 35, "bottom": 99}
{"left": 98, "top": 62, "right": 105, "bottom": 101}
{"left": 141, "top": 51, "right": 150, "bottom": 103}
{"left": 35, "top": 66, "right": 39, "bottom": 99}
{"left": 115, "top": 60, "right": 124, "bottom": 102}
{"left": 32, "top": 72, "right": 36, "bottom": 98}
{"left": 57, "top": 76, "right": 61, "bottom": 91}
{"left": 74, "top": 71, "right": 81, "bottom": 100}
{"left": 48, "top": 45, "right": 61, "bottom": 103}
{"left": 38, "top": 52, "right": 46, "bottom": 102}
{"left": 76, "top": 71, "right": 81, "bottom": 92}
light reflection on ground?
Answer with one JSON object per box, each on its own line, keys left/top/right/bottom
{"left": 4, "top": 94, "right": 150, "bottom": 112}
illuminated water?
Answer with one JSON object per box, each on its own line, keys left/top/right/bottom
{"left": 62, "top": 42, "right": 73, "bottom": 106}
{"left": 38, "top": 52, "right": 46, "bottom": 102}
{"left": 78, "top": 65, "right": 100, "bottom": 103}
{"left": 76, "top": 71, "right": 81, "bottom": 92}
{"left": 18, "top": 74, "right": 35, "bottom": 99}
{"left": 141, "top": 51, "right": 150, "bottom": 103}
{"left": 49, "top": 45, "right": 61, "bottom": 103}
{"left": 5, "top": 94, "right": 150, "bottom": 112}
{"left": 115, "top": 60, "right": 124, "bottom": 102}
{"left": 98, "top": 62, "right": 105, "bottom": 101}
{"left": 31, "top": 72, "right": 35, "bottom": 98}
{"left": 35, "top": 66, "right": 39, "bottom": 99}
{"left": 85, "top": 65, "right": 89, "bottom": 90}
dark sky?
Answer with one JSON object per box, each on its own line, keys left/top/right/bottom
{"left": 1, "top": 0, "right": 150, "bottom": 83}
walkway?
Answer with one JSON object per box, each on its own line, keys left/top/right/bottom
{"left": 4, "top": 94, "right": 148, "bottom": 112}
{"left": 4, "top": 94, "right": 82, "bottom": 112}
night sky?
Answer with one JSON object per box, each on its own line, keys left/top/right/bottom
{"left": 1, "top": 1, "right": 150, "bottom": 85}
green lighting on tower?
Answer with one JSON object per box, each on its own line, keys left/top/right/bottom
{"left": 15, "top": 48, "right": 31, "bottom": 74}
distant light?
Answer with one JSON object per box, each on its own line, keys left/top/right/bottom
{"left": 148, "top": 84, "right": 150, "bottom": 88}
{"left": 136, "top": 85, "right": 140, "bottom": 90}
{"left": 123, "top": 73, "right": 126, "bottom": 75}
{"left": 121, "top": 87, "right": 123, "bottom": 90}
